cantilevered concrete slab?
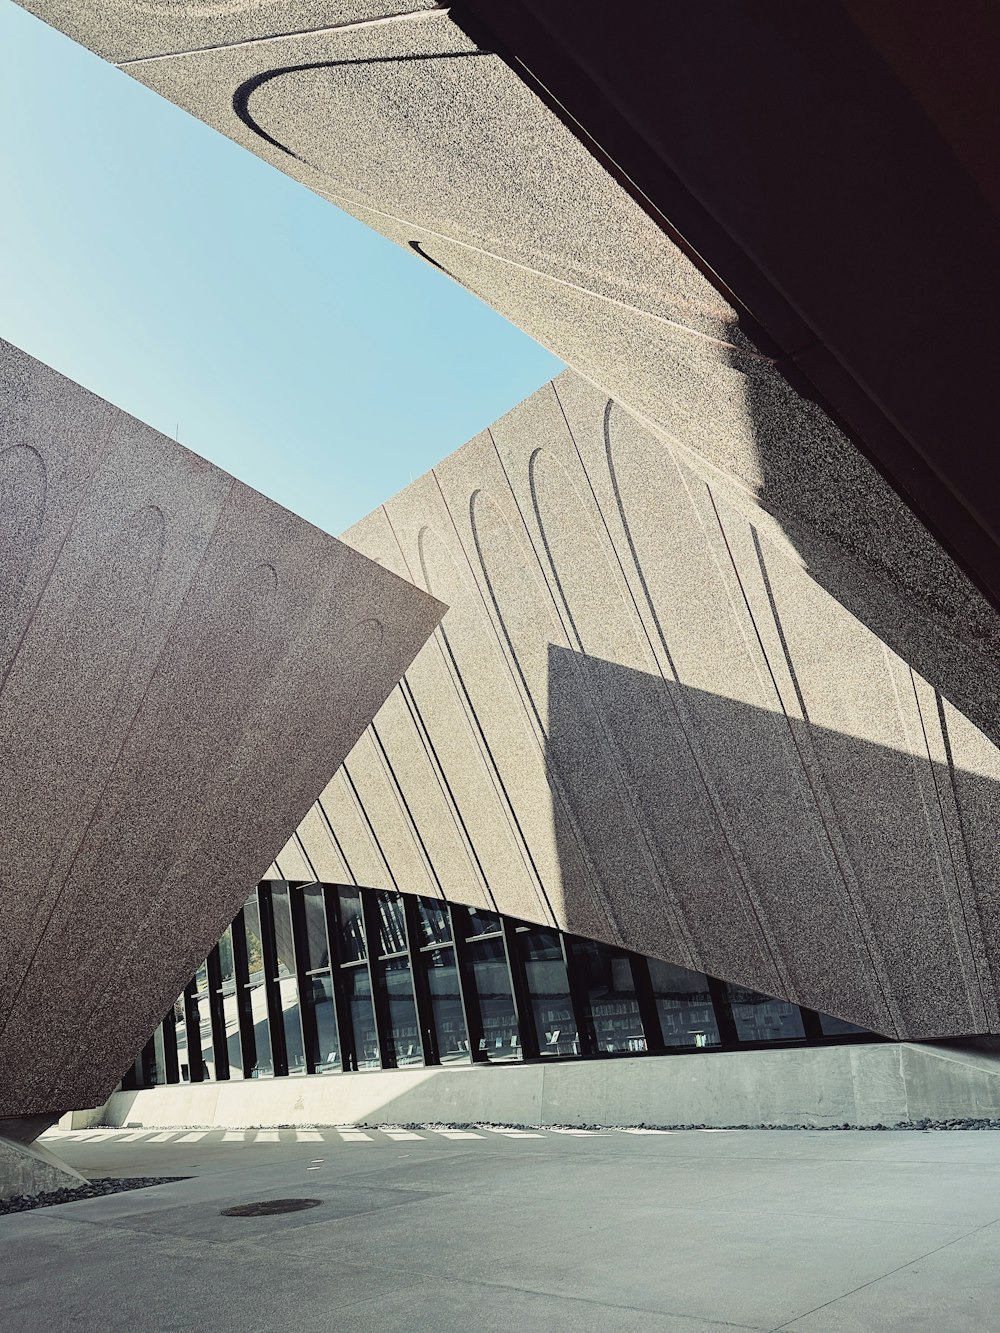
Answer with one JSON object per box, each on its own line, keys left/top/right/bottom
{"left": 274, "top": 372, "right": 1000, "bottom": 1043}
{"left": 18, "top": 0, "right": 1000, "bottom": 763}
{"left": 0, "top": 339, "right": 443, "bottom": 1118}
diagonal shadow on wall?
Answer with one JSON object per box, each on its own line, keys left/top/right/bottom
{"left": 545, "top": 643, "right": 1000, "bottom": 1042}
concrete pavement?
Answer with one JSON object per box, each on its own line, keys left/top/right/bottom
{"left": 1, "top": 1125, "right": 999, "bottom": 1330}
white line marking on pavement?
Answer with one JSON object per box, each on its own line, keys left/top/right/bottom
{"left": 432, "top": 1130, "right": 482, "bottom": 1139}
{"left": 254, "top": 1131, "right": 280, "bottom": 1142}
{"left": 383, "top": 1131, "right": 422, "bottom": 1140}
{"left": 177, "top": 1131, "right": 207, "bottom": 1142}
{"left": 337, "top": 1130, "right": 371, "bottom": 1141}
{"left": 295, "top": 1130, "right": 324, "bottom": 1141}
{"left": 223, "top": 1131, "right": 245, "bottom": 1142}
{"left": 149, "top": 1132, "right": 176, "bottom": 1142}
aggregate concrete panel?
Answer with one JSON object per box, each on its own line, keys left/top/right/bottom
{"left": 377, "top": 472, "right": 561, "bottom": 924}
{"left": 14, "top": 0, "right": 438, "bottom": 62}
{"left": 23, "top": 0, "right": 1000, "bottom": 755}
{"left": 322, "top": 373, "right": 1000, "bottom": 1040}
{"left": 429, "top": 428, "right": 617, "bottom": 946}
{"left": 745, "top": 517, "right": 986, "bottom": 1039}
{"left": 0, "top": 340, "right": 443, "bottom": 1117}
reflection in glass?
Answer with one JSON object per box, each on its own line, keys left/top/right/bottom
{"left": 725, "top": 983, "right": 805, "bottom": 1043}
{"left": 381, "top": 957, "right": 421, "bottom": 1065}
{"left": 270, "top": 884, "right": 296, "bottom": 975}
{"left": 303, "top": 971, "right": 340, "bottom": 1072}
{"left": 374, "top": 892, "right": 407, "bottom": 956}
{"left": 468, "top": 935, "right": 519, "bottom": 1060}
{"left": 818, "top": 1011, "right": 869, "bottom": 1037}
{"left": 344, "top": 965, "right": 379, "bottom": 1068}
{"left": 280, "top": 975, "right": 307, "bottom": 1074}
{"left": 416, "top": 897, "right": 451, "bottom": 947}
{"left": 174, "top": 996, "right": 191, "bottom": 1081}
{"left": 339, "top": 890, "right": 367, "bottom": 963}
{"left": 425, "top": 947, "right": 468, "bottom": 1062}
{"left": 243, "top": 894, "right": 267, "bottom": 981}
{"left": 465, "top": 907, "right": 502, "bottom": 938}
{"left": 571, "top": 939, "right": 645, "bottom": 1053}
{"left": 648, "top": 959, "right": 720, "bottom": 1048}
{"left": 302, "top": 886, "right": 330, "bottom": 969}
{"left": 520, "top": 928, "right": 577, "bottom": 1057}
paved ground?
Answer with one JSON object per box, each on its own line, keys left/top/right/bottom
{"left": 2, "top": 1125, "right": 1000, "bottom": 1331}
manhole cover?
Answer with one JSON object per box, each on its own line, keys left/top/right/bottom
{"left": 221, "top": 1198, "right": 322, "bottom": 1217}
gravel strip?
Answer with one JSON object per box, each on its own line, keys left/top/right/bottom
{"left": 0, "top": 1177, "right": 186, "bottom": 1216}
{"left": 360, "top": 1119, "right": 1000, "bottom": 1133}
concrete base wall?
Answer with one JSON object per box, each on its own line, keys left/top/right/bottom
{"left": 0, "top": 1134, "right": 87, "bottom": 1200}
{"left": 83, "top": 1043, "right": 1000, "bottom": 1131}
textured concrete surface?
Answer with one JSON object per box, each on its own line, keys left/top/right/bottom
{"left": 20, "top": 0, "right": 999, "bottom": 750}
{"left": 0, "top": 1133, "right": 86, "bottom": 1201}
{"left": 269, "top": 372, "right": 1000, "bottom": 1042}
{"left": 4, "top": 1126, "right": 1000, "bottom": 1331}
{"left": 0, "top": 339, "right": 443, "bottom": 1118}
{"left": 14, "top": 0, "right": 438, "bottom": 62}
{"left": 71, "top": 1042, "right": 1000, "bottom": 1132}
{"left": 18, "top": 1, "right": 1000, "bottom": 1033}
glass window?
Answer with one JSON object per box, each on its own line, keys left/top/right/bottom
{"left": 303, "top": 971, "right": 340, "bottom": 1072}
{"left": 416, "top": 897, "right": 451, "bottom": 947}
{"left": 725, "top": 983, "right": 805, "bottom": 1043}
{"left": 648, "top": 959, "right": 720, "bottom": 1049}
{"left": 174, "top": 994, "right": 192, "bottom": 1081}
{"left": 570, "top": 939, "right": 645, "bottom": 1053}
{"left": 243, "top": 894, "right": 267, "bottom": 982}
{"left": 280, "top": 974, "right": 307, "bottom": 1074}
{"left": 338, "top": 890, "right": 367, "bottom": 963}
{"left": 818, "top": 1010, "right": 869, "bottom": 1037}
{"left": 270, "top": 884, "right": 297, "bottom": 976}
{"left": 215, "top": 926, "right": 244, "bottom": 1081}
{"left": 192, "top": 990, "right": 216, "bottom": 1081}
{"left": 301, "top": 886, "right": 330, "bottom": 969}
{"left": 465, "top": 906, "right": 502, "bottom": 938}
{"left": 519, "top": 928, "right": 577, "bottom": 1057}
{"left": 217, "top": 927, "right": 237, "bottom": 988}
{"left": 374, "top": 892, "right": 407, "bottom": 956}
{"left": 343, "top": 965, "right": 379, "bottom": 1068}
{"left": 380, "top": 957, "right": 421, "bottom": 1065}
{"left": 468, "top": 934, "right": 519, "bottom": 1060}
{"left": 425, "top": 947, "right": 468, "bottom": 1062}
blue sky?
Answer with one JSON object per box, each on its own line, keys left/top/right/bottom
{"left": 0, "top": 2, "right": 562, "bottom": 535}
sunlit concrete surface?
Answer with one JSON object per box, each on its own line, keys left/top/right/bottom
{"left": 3, "top": 1127, "right": 999, "bottom": 1331}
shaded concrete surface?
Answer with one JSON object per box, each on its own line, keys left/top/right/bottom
{"left": 279, "top": 373, "right": 1000, "bottom": 1042}
{"left": 3, "top": 1126, "right": 998, "bottom": 1331}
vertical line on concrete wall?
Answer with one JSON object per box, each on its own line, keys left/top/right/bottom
{"left": 426, "top": 466, "right": 573, "bottom": 932}
{"left": 315, "top": 795, "right": 357, "bottom": 886}
{"left": 910, "top": 673, "right": 990, "bottom": 1028}
{"left": 396, "top": 678, "right": 498, "bottom": 909}
{"left": 747, "top": 525, "right": 899, "bottom": 1032}
{"left": 936, "top": 692, "right": 998, "bottom": 1015}
{"left": 293, "top": 830, "right": 318, "bottom": 881}
{"left": 369, "top": 714, "right": 446, "bottom": 899}
{"left": 413, "top": 476, "right": 552, "bottom": 909}
{"left": 341, "top": 762, "right": 399, "bottom": 891}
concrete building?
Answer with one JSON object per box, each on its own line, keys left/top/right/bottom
{"left": 7, "top": 1, "right": 1000, "bottom": 1152}
{"left": 0, "top": 340, "right": 442, "bottom": 1193}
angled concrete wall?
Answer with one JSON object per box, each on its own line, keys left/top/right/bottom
{"left": 273, "top": 372, "right": 1000, "bottom": 1043}
{"left": 19, "top": 0, "right": 999, "bottom": 756}
{"left": 0, "top": 339, "right": 443, "bottom": 1118}
{"left": 84, "top": 1042, "right": 1000, "bottom": 1131}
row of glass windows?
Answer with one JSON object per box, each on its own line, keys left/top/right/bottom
{"left": 124, "top": 882, "right": 873, "bottom": 1089}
